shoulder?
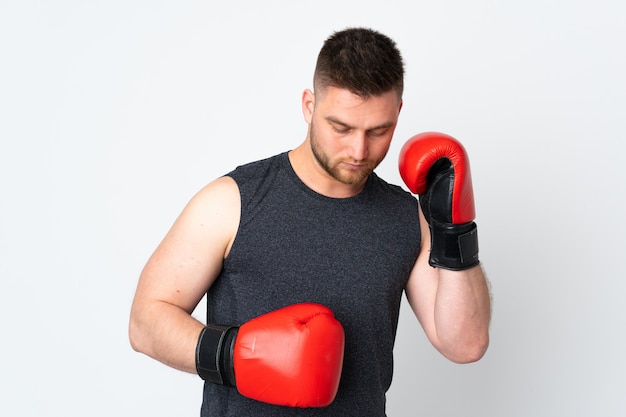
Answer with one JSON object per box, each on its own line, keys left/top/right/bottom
{"left": 225, "top": 152, "right": 291, "bottom": 208}
{"left": 174, "top": 175, "right": 241, "bottom": 259}
{"left": 192, "top": 175, "right": 240, "bottom": 207}
{"left": 227, "top": 152, "right": 287, "bottom": 182}
{"left": 186, "top": 153, "right": 286, "bottom": 244}
{"left": 368, "top": 172, "right": 418, "bottom": 205}
{"left": 181, "top": 175, "right": 241, "bottom": 235}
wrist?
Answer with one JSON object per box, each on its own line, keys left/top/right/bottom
{"left": 428, "top": 221, "right": 479, "bottom": 270}
{"left": 195, "top": 324, "right": 238, "bottom": 386}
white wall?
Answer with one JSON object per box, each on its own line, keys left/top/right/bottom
{"left": 1, "top": 1, "right": 624, "bottom": 416}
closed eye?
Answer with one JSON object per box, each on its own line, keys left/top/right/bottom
{"left": 368, "top": 128, "right": 389, "bottom": 138}
{"left": 333, "top": 126, "right": 351, "bottom": 134}
{"left": 326, "top": 116, "right": 394, "bottom": 137}
{"left": 328, "top": 120, "right": 352, "bottom": 135}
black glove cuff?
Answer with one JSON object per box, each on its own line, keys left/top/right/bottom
{"left": 428, "top": 221, "right": 479, "bottom": 270}
{"left": 195, "top": 324, "right": 238, "bottom": 386}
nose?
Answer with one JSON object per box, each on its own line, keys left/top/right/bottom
{"left": 349, "top": 132, "right": 369, "bottom": 161}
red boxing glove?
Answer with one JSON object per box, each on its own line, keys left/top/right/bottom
{"left": 399, "top": 131, "right": 479, "bottom": 270}
{"left": 196, "top": 303, "right": 345, "bottom": 408}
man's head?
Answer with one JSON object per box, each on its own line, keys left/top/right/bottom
{"left": 313, "top": 27, "right": 405, "bottom": 100}
{"left": 297, "top": 28, "right": 405, "bottom": 195}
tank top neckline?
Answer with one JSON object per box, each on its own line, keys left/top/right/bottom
{"left": 278, "top": 151, "right": 375, "bottom": 203}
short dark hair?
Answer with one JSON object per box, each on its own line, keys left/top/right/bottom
{"left": 313, "top": 27, "right": 405, "bottom": 99}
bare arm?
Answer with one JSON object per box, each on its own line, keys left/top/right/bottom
{"left": 405, "top": 206, "right": 491, "bottom": 363}
{"left": 128, "top": 176, "right": 240, "bottom": 373}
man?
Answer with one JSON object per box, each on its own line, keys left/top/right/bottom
{"left": 129, "top": 27, "right": 491, "bottom": 416}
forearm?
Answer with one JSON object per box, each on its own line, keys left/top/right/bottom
{"left": 433, "top": 264, "right": 491, "bottom": 363}
{"left": 400, "top": 132, "right": 492, "bottom": 363}
{"left": 129, "top": 299, "right": 205, "bottom": 374}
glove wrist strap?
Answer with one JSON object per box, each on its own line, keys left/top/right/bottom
{"left": 196, "top": 324, "right": 238, "bottom": 386}
{"left": 428, "top": 221, "right": 480, "bottom": 270}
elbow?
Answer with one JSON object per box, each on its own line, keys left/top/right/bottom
{"left": 128, "top": 309, "right": 148, "bottom": 354}
{"left": 128, "top": 325, "right": 141, "bottom": 353}
{"left": 436, "top": 325, "right": 490, "bottom": 364}
{"left": 128, "top": 319, "right": 141, "bottom": 353}
{"left": 445, "top": 333, "right": 490, "bottom": 364}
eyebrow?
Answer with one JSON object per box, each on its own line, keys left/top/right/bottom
{"left": 325, "top": 116, "right": 395, "bottom": 131}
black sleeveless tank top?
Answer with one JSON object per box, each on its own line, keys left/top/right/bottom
{"left": 201, "top": 152, "right": 421, "bottom": 417}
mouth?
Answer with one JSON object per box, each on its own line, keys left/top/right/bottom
{"left": 341, "top": 161, "right": 369, "bottom": 170}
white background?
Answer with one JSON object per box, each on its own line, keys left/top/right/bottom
{"left": 1, "top": 1, "right": 625, "bottom": 416}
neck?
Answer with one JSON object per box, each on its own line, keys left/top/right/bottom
{"left": 288, "top": 142, "right": 367, "bottom": 199}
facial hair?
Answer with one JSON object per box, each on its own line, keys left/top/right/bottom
{"left": 309, "top": 121, "right": 375, "bottom": 185}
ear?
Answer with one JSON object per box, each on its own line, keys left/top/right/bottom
{"left": 301, "top": 89, "right": 315, "bottom": 124}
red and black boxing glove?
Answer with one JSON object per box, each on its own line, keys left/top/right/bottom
{"left": 399, "top": 131, "right": 480, "bottom": 270}
{"left": 196, "top": 302, "right": 345, "bottom": 408}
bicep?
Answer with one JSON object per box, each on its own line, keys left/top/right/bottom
{"left": 134, "top": 176, "right": 240, "bottom": 314}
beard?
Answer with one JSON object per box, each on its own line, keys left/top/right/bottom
{"left": 309, "top": 122, "right": 377, "bottom": 185}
